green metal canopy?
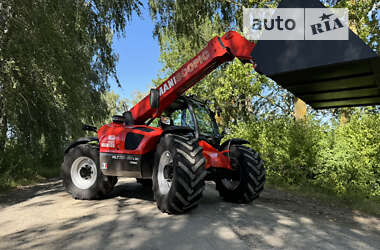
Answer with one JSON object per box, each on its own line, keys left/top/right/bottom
{"left": 251, "top": 0, "right": 380, "bottom": 109}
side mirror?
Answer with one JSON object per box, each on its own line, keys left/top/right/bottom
{"left": 150, "top": 88, "right": 160, "bottom": 109}
{"left": 123, "top": 111, "right": 134, "bottom": 125}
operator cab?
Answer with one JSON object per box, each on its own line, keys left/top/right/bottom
{"left": 158, "top": 96, "right": 223, "bottom": 148}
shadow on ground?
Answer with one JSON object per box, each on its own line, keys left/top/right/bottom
{"left": 0, "top": 178, "right": 379, "bottom": 250}
{"left": 0, "top": 178, "right": 63, "bottom": 208}
{"left": 105, "top": 181, "right": 154, "bottom": 202}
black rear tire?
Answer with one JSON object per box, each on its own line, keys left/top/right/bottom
{"left": 136, "top": 178, "right": 152, "bottom": 187}
{"left": 61, "top": 144, "right": 115, "bottom": 200}
{"left": 152, "top": 134, "right": 206, "bottom": 214}
{"left": 215, "top": 145, "right": 265, "bottom": 203}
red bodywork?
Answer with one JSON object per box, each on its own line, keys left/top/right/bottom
{"left": 98, "top": 123, "right": 232, "bottom": 170}
{"left": 98, "top": 123, "right": 163, "bottom": 155}
{"left": 98, "top": 31, "right": 254, "bottom": 173}
{"left": 198, "top": 140, "right": 232, "bottom": 170}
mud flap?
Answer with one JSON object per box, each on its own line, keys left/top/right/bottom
{"left": 251, "top": 0, "right": 380, "bottom": 109}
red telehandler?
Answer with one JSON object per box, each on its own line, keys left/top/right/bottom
{"left": 62, "top": 0, "right": 380, "bottom": 214}
{"left": 62, "top": 31, "right": 265, "bottom": 214}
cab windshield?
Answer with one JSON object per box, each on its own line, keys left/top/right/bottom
{"left": 169, "top": 101, "right": 219, "bottom": 137}
{"left": 191, "top": 102, "right": 218, "bottom": 137}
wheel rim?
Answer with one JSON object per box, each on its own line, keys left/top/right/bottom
{"left": 70, "top": 157, "right": 97, "bottom": 189}
{"left": 157, "top": 150, "right": 173, "bottom": 195}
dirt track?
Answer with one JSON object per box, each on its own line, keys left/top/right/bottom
{"left": 0, "top": 178, "right": 379, "bottom": 250}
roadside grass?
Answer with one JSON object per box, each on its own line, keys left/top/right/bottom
{"left": 0, "top": 166, "right": 60, "bottom": 193}
{"left": 266, "top": 176, "right": 380, "bottom": 217}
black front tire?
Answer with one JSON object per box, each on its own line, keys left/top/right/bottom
{"left": 61, "top": 144, "right": 115, "bottom": 200}
{"left": 215, "top": 145, "right": 265, "bottom": 203}
{"left": 152, "top": 134, "right": 206, "bottom": 214}
{"left": 109, "top": 176, "right": 118, "bottom": 187}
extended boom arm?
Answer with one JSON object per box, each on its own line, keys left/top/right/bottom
{"left": 129, "top": 31, "right": 256, "bottom": 124}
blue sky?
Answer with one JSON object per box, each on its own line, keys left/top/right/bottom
{"left": 109, "top": 4, "right": 161, "bottom": 101}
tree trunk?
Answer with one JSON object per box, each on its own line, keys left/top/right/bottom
{"left": 294, "top": 97, "right": 307, "bottom": 121}
{"left": 339, "top": 110, "right": 349, "bottom": 125}
{"left": 0, "top": 117, "right": 6, "bottom": 153}
{"left": 0, "top": 94, "right": 6, "bottom": 154}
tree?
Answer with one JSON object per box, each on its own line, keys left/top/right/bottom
{"left": 0, "top": 0, "right": 141, "bottom": 180}
{"left": 327, "top": 0, "right": 380, "bottom": 53}
{"left": 153, "top": 18, "right": 269, "bottom": 127}
{"left": 99, "top": 91, "right": 130, "bottom": 126}
{"left": 148, "top": 0, "right": 279, "bottom": 46}
{"left": 149, "top": 0, "right": 380, "bottom": 122}
{"left": 150, "top": 0, "right": 380, "bottom": 201}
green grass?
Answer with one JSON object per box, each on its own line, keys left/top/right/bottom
{"left": 0, "top": 166, "right": 60, "bottom": 193}
{"left": 266, "top": 176, "right": 380, "bottom": 217}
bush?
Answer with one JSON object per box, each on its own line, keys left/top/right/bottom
{"left": 0, "top": 139, "right": 63, "bottom": 190}
{"left": 315, "top": 112, "right": 380, "bottom": 198}
{"left": 228, "top": 112, "right": 380, "bottom": 199}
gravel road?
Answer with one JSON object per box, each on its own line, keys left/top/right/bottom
{"left": 0, "top": 178, "right": 379, "bottom": 250}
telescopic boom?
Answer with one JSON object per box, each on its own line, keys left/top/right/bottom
{"left": 129, "top": 31, "right": 256, "bottom": 124}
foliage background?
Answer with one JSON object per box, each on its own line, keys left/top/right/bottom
{"left": 0, "top": 0, "right": 379, "bottom": 208}
{"left": 150, "top": 0, "right": 380, "bottom": 202}
{"left": 226, "top": 112, "right": 380, "bottom": 200}
{"left": 0, "top": 0, "right": 141, "bottom": 187}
